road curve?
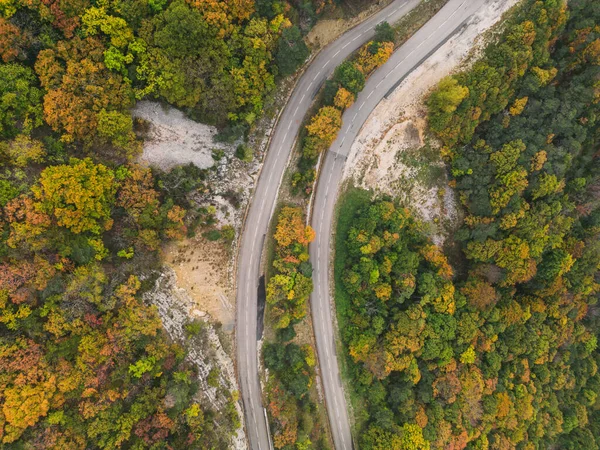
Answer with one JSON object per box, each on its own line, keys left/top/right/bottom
{"left": 235, "top": 1, "right": 422, "bottom": 449}
{"left": 310, "top": 0, "right": 489, "bottom": 448}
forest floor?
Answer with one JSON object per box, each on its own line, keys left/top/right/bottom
{"left": 343, "top": 0, "right": 520, "bottom": 244}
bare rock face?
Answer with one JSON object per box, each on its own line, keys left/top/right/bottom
{"left": 132, "top": 100, "right": 229, "bottom": 170}
{"left": 343, "top": 0, "right": 521, "bottom": 244}
{"left": 143, "top": 268, "right": 247, "bottom": 450}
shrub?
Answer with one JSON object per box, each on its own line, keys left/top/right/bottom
{"left": 235, "top": 143, "right": 253, "bottom": 162}
{"left": 203, "top": 229, "right": 222, "bottom": 241}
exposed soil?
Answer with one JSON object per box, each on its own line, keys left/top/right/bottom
{"left": 306, "top": 0, "right": 392, "bottom": 50}
{"left": 164, "top": 236, "right": 235, "bottom": 332}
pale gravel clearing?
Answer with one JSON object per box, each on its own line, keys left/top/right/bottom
{"left": 132, "top": 100, "right": 233, "bottom": 170}
{"left": 344, "top": 0, "right": 520, "bottom": 243}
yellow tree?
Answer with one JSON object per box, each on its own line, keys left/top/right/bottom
{"left": 333, "top": 87, "right": 355, "bottom": 110}
{"left": 355, "top": 41, "right": 394, "bottom": 74}
{"left": 32, "top": 158, "right": 116, "bottom": 234}
{"left": 273, "top": 207, "right": 315, "bottom": 248}
{"left": 306, "top": 106, "right": 342, "bottom": 146}
{"left": 509, "top": 96, "right": 528, "bottom": 115}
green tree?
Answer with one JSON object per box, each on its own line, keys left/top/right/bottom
{"left": 97, "top": 109, "right": 140, "bottom": 156}
{"left": 275, "top": 25, "right": 309, "bottom": 77}
{"left": 0, "top": 64, "right": 43, "bottom": 138}
{"left": 362, "top": 426, "right": 402, "bottom": 449}
{"left": 374, "top": 21, "right": 395, "bottom": 43}
{"left": 333, "top": 61, "right": 365, "bottom": 95}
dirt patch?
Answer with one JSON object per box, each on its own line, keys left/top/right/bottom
{"left": 164, "top": 236, "right": 235, "bottom": 332}
{"left": 305, "top": 0, "right": 392, "bottom": 50}
{"left": 344, "top": 0, "right": 520, "bottom": 243}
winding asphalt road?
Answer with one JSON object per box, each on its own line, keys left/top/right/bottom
{"left": 235, "top": 1, "right": 423, "bottom": 449}
{"left": 309, "top": 0, "right": 489, "bottom": 448}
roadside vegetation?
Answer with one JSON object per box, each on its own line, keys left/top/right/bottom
{"left": 260, "top": 6, "right": 434, "bottom": 450}
{"left": 335, "top": 0, "right": 600, "bottom": 448}
{"left": 292, "top": 22, "right": 397, "bottom": 195}
{"left": 392, "top": 0, "right": 449, "bottom": 48}
{"left": 261, "top": 2, "right": 460, "bottom": 447}
{"left": 263, "top": 206, "right": 331, "bottom": 448}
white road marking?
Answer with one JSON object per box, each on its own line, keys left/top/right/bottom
{"left": 333, "top": 50, "right": 340, "bottom": 57}
{"left": 394, "top": 0, "right": 467, "bottom": 73}
{"left": 359, "top": 101, "right": 365, "bottom": 110}
{"left": 322, "top": 61, "right": 330, "bottom": 69}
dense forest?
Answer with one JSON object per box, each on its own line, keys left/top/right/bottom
{"left": 0, "top": 0, "right": 318, "bottom": 144}
{"left": 0, "top": 0, "right": 328, "bottom": 447}
{"left": 336, "top": 0, "right": 600, "bottom": 448}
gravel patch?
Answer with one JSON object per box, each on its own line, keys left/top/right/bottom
{"left": 132, "top": 100, "right": 233, "bottom": 170}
